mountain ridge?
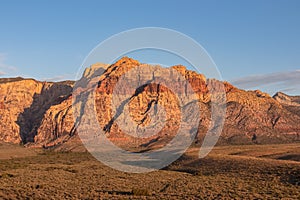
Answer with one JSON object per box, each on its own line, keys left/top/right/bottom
{"left": 0, "top": 57, "right": 299, "bottom": 150}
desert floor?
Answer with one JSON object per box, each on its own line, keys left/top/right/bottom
{"left": 0, "top": 143, "right": 299, "bottom": 199}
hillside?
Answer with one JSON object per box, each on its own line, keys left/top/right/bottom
{"left": 0, "top": 57, "right": 299, "bottom": 150}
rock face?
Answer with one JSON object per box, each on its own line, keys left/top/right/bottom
{"left": 93, "top": 57, "right": 300, "bottom": 147}
{"left": 273, "top": 92, "right": 300, "bottom": 117}
{"left": 223, "top": 89, "right": 300, "bottom": 144}
{"left": 273, "top": 92, "right": 300, "bottom": 106}
{"left": 0, "top": 77, "right": 74, "bottom": 145}
{"left": 0, "top": 57, "right": 300, "bottom": 150}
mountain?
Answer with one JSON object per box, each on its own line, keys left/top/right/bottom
{"left": 0, "top": 77, "right": 74, "bottom": 145}
{"left": 273, "top": 92, "right": 300, "bottom": 117}
{"left": 0, "top": 57, "right": 299, "bottom": 150}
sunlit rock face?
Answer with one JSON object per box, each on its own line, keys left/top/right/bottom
{"left": 0, "top": 77, "right": 73, "bottom": 144}
{"left": 0, "top": 57, "right": 300, "bottom": 151}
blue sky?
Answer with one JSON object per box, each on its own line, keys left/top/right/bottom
{"left": 0, "top": 0, "right": 299, "bottom": 95}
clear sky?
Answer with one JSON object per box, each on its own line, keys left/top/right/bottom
{"left": 0, "top": 0, "right": 299, "bottom": 95}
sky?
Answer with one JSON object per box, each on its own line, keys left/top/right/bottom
{"left": 0, "top": 0, "right": 299, "bottom": 95}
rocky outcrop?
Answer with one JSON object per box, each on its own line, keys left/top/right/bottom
{"left": 0, "top": 77, "right": 73, "bottom": 145}
{"left": 0, "top": 57, "right": 299, "bottom": 150}
{"left": 93, "top": 57, "right": 300, "bottom": 147}
{"left": 273, "top": 92, "right": 300, "bottom": 106}
{"left": 273, "top": 92, "right": 300, "bottom": 117}
{"left": 223, "top": 89, "right": 300, "bottom": 144}
{"left": 0, "top": 78, "right": 43, "bottom": 143}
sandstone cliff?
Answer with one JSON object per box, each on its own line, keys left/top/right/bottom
{"left": 0, "top": 77, "right": 73, "bottom": 145}
{"left": 0, "top": 58, "right": 299, "bottom": 150}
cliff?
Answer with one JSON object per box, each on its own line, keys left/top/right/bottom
{"left": 0, "top": 58, "right": 299, "bottom": 150}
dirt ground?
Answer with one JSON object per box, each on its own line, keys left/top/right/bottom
{"left": 0, "top": 143, "right": 299, "bottom": 199}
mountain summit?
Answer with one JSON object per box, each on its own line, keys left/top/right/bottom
{"left": 0, "top": 58, "right": 299, "bottom": 150}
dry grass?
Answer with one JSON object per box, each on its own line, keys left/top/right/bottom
{"left": 0, "top": 143, "right": 299, "bottom": 199}
{"left": 0, "top": 142, "right": 39, "bottom": 160}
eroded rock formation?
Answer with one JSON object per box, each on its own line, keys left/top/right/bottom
{"left": 0, "top": 57, "right": 299, "bottom": 150}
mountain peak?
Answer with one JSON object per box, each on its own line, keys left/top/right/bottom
{"left": 273, "top": 91, "right": 288, "bottom": 98}
{"left": 273, "top": 91, "right": 300, "bottom": 106}
{"left": 1, "top": 58, "right": 300, "bottom": 148}
{"left": 114, "top": 56, "right": 140, "bottom": 66}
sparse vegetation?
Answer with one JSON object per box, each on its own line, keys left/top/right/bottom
{"left": 132, "top": 188, "right": 150, "bottom": 196}
{"left": 0, "top": 143, "right": 299, "bottom": 199}
{"left": 0, "top": 173, "right": 15, "bottom": 179}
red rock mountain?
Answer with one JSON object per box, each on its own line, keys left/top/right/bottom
{"left": 0, "top": 57, "right": 299, "bottom": 150}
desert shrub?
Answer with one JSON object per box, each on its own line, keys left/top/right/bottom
{"left": 131, "top": 188, "right": 149, "bottom": 196}
{"left": 0, "top": 173, "right": 15, "bottom": 178}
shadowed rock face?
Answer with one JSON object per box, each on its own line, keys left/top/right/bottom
{"left": 0, "top": 78, "right": 73, "bottom": 144}
{"left": 0, "top": 57, "right": 300, "bottom": 150}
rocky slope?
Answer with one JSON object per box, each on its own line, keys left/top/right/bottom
{"left": 273, "top": 92, "right": 300, "bottom": 117}
{"left": 0, "top": 57, "right": 299, "bottom": 150}
{"left": 0, "top": 77, "right": 74, "bottom": 145}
